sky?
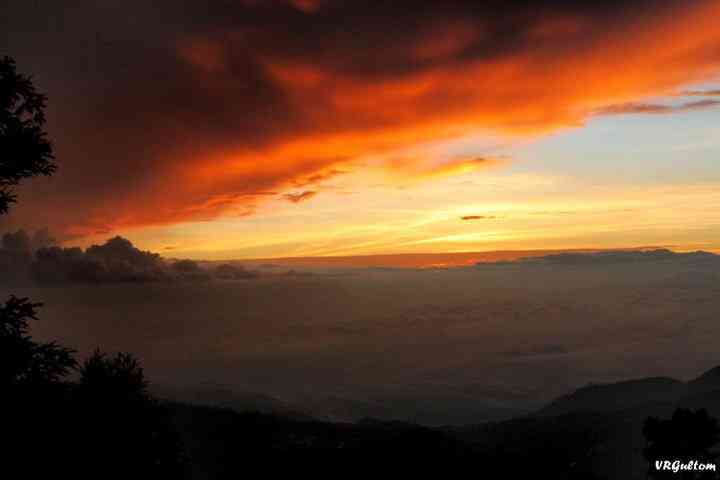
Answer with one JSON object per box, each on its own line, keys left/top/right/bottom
{"left": 2, "top": 0, "right": 720, "bottom": 260}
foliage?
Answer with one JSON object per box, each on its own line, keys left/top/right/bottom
{"left": 0, "top": 295, "right": 76, "bottom": 385}
{"left": 75, "top": 351, "right": 187, "bottom": 478}
{"left": 1, "top": 56, "right": 185, "bottom": 478}
{"left": 0, "top": 56, "right": 55, "bottom": 214}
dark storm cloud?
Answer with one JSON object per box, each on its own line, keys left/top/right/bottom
{"left": 0, "top": 232, "right": 260, "bottom": 284}
{"left": 1, "top": 0, "right": 719, "bottom": 236}
{"left": 32, "top": 236, "right": 168, "bottom": 283}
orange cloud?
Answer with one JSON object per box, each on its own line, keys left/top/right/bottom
{"left": 283, "top": 190, "right": 317, "bottom": 203}
{"left": 383, "top": 157, "right": 504, "bottom": 182}
{"left": 683, "top": 90, "right": 720, "bottom": 96}
{"left": 292, "top": 168, "right": 347, "bottom": 188}
{"left": 596, "top": 100, "right": 720, "bottom": 115}
{"left": 5, "top": 0, "right": 720, "bottom": 237}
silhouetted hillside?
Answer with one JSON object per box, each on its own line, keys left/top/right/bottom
{"left": 437, "top": 365, "right": 720, "bottom": 479}
{"left": 688, "top": 366, "right": 720, "bottom": 396}
{"left": 479, "top": 249, "right": 720, "bottom": 267}
{"left": 538, "top": 366, "right": 720, "bottom": 418}
{"left": 154, "top": 384, "right": 309, "bottom": 420}
{"left": 538, "top": 377, "right": 687, "bottom": 417}
{"left": 168, "top": 403, "right": 471, "bottom": 478}
{"left": 149, "top": 364, "right": 720, "bottom": 478}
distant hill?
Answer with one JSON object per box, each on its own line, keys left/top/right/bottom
{"left": 154, "top": 384, "right": 310, "bottom": 420}
{"left": 688, "top": 365, "right": 720, "bottom": 395}
{"left": 165, "top": 364, "right": 720, "bottom": 479}
{"left": 231, "top": 247, "right": 672, "bottom": 269}
{"left": 455, "top": 364, "right": 720, "bottom": 479}
{"left": 480, "top": 249, "right": 720, "bottom": 268}
{"left": 537, "top": 377, "right": 687, "bottom": 416}
{"left": 538, "top": 365, "right": 720, "bottom": 417}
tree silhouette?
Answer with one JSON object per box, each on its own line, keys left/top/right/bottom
{"left": 2, "top": 296, "right": 78, "bottom": 473}
{"left": 1, "top": 56, "right": 185, "bottom": 479}
{"left": 1, "top": 55, "right": 68, "bottom": 473}
{"left": 0, "top": 57, "right": 66, "bottom": 386}
{"left": 75, "top": 351, "right": 186, "bottom": 478}
{"left": 0, "top": 56, "right": 55, "bottom": 214}
{"left": 0, "top": 295, "right": 76, "bottom": 386}
{"left": 644, "top": 408, "right": 720, "bottom": 479}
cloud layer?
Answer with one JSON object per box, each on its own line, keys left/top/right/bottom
{"left": 0, "top": 231, "right": 260, "bottom": 284}
{"left": 3, "top": 0, "right": 720, "bottom": 236}
{"left": 597, "top": 100, "right": 720, "bottom": 116}
{"left": 283, "top": 191, "right": 317, "bottom": 203}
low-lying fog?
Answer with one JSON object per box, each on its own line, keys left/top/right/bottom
{"left": 10, "top": 250, "right": 720, "bottom": 425}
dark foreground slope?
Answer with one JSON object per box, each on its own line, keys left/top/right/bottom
{"left": 454, "top": 365, "right": 720, "bottom": 479}
{"left": 168, "top": 404, "right": 471, "bottom": 478}
{"left": 167, "top": 364, "right": 720, "bottom": 479}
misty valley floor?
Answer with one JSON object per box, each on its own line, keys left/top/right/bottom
{"left": 14, "top": 258, "right": 720, "bottom": 426}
